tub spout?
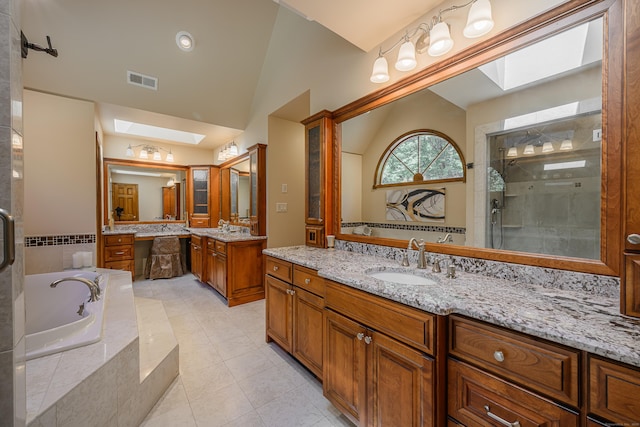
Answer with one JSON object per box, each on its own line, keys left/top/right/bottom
{"left": 50, "top": 277, "right": 100, "bottom": 302}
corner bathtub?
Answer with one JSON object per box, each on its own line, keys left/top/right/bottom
{"left": 25, "top": 270, "right": 108, "bottom": 360}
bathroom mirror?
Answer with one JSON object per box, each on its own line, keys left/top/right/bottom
{"left": 104, "top": 159, "right": 188, "bottom": 223}
{"left": 221, "top": 158, "right": 251, "bottom": 223}
{"left": 334, "top": 0, "right": 622, "bottom": 276}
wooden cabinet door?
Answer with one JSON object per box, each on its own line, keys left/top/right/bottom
{"left": 214, "top": 253, "right": 227, "bottom": 297}
{"left": 367, "top": 331, "right": 434, "bottom": 427}
{"left": 205, "top": 248, "right": 217, "bottom": 289}
{"left": 622, "top": 254, "right": 640, "bottom": 316}
{"left": 323, "top": 309, "right": 366, "bottom": 426}
{"left": 292, "top": 287, "right": 324, "bottom": 378}
{"left": 190, "top": 241, "right": 202, "bottom": 281}
{"left": 265, "top": 275, "right": 293, "bottom": 352}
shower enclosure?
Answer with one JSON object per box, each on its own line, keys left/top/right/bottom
{"left": 486, "top": 111, "right": 602, "bottom": 259}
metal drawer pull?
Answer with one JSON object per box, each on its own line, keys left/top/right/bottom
{"left": 628, "top": 234, "right": 640, "bottom": 244}
{"left": 305, "top": 278, "right": 310, "bottom": 284}
{"left": 484, "top": 405, "right": 521, "bottom": 427}
{"left": 114, "top": 251, "right": 125, "bottom": 255}
{"left": 494, "top": 350, "right": 505, "bottom": 362}
{"left": 357, "top": 333, "right": 364, "bottom": 341}
{"left": 364, "top": 336, "right": 372, "bottom": 344}
{"left": 273, "top": 266, "right": 279, "bottom": 271}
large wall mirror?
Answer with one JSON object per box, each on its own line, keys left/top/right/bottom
{"left": 104, "top": 159, "right": 188, "bottom": 223}
{"left": 334, "top": 0, "right": 622, "bottom": 276}
{"left": 221, "top": 156, "right": 251, "bottom": 224}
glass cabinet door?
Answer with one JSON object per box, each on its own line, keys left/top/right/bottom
{"left": 307, "top": 124, "right": 322, "bottom": 222}
{"left": 192, "top": 168, "right": 209, "bottom": 215}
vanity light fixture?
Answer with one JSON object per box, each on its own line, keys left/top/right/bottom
{"left": 369, "top": 0, "right": 494, "bottom": 83}
{"left": 217, "top": 141, "right": 239, "bottom": 162}
{"left": 125, "top": 144, "right": 175, "bottom": 162}
{"left": 523, "top": 144, "right": 535, "bottom": 155}
{"left": 176, "top": 31, "right": 195, "bottom": 52}
{"left": 506, "top": 147, "right": 518, "bottom": 157}
{"left": 542, "top": 142, "right": 555, "bottom": 153}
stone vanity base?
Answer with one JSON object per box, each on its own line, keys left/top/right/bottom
{"left": 26, "top": 270, "right": 179, "bottom": 427}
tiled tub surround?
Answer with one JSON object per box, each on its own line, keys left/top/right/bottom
{"left": 263, "top": 245, "right": 640, "bottom": 369}
{"left": 24, "top": 234, "right": 97, "bottom": 275}
{"left": 26, "top": 269, "right": 179, "bottom": 426}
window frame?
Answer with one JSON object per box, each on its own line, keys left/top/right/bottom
{"left": 373, "top": 129, "right": 467, "bottom": 189}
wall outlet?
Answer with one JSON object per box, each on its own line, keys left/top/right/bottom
{"left": 281, "top": 183, "right": 288, "bottom": 193}
{"left": 593, "top": 129, "right": 602, "bottom": 141}
{"left": 276, "top": 202, "right": 288, "bottom": 213}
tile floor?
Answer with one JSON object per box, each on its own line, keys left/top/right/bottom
{"left": 134, "top": 274, "right": 354, "bottom": 427}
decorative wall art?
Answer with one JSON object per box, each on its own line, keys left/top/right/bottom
{"left": 386, "top": 188, "right": 445, "bottom": 222}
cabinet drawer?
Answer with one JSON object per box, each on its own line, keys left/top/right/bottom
{"left": 191, "top": 235, "right": 202, "bottom": 246}
{"left": 266, "top": 256, "right": 293, "bottom": 282}
{"left": 589, "top": 356, "right": 640, "bottom": 423}
{"left": 105, "top": 259, "right": 134, "bottom": 273}
{"left": 104, "top": 234, "right": 134, "bottom": 246}
{"left": 449, "top": 315, "right": 579, "bottom": 406}
{"left": 293, "top": 265, "right": 324, "bottom": 297}
{"left": 215, "top": 240, "right": 226, "bottom": 255}
{"left": 190, "top": 217, "right": 210, "bottom": 227}
{"left": 325, "top": 280, "right": 434, "bottom": 354}
{"left": 104, "top": 245, "right": 134, "bottom": 261}
{"left": 448, "top": 359, "right": 579, "bottom": 427}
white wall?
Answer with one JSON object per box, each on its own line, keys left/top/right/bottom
{"left": 341, "top": 153, "right": 362, "bottom": 223}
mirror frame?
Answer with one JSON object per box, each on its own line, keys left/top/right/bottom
{"left": 219, "top": 151, "right": 251, "bottom": 224}
{"left": 103, "top": 158, "right": 189, "bottom": 225}
{"left": 332, "top": 0, "right": 622, "bottom": 276}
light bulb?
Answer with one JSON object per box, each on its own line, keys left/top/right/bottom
{"left": 395, "top": 40, "right": 417, "bottom": 71}
{"left": 523, "top": 144, "right": 535, "bottom": 155}
{"left": 126, "top": 145, "right": 134, "bottom": 157}
{"left": 428, "top": 22, "right": 454, "bottom": 57}
{"left": 542, "top": 142, "right": 554, "bottom": 153}
{"left": 153, "top": 151, "right": 162, "bottom": 161}
{"left": 370, "top": 56, "right": 390, "bottom": 83}
{"left": 176, "top": 31, "right": 194, "bottom": 52}
{"left": 464, "top": 0, "right": 494, "bottom": 38}
{"left": 139, "top": 150, "right": 148, "bottom": 159}
{"left": 507, "top": 147, "right": 517, "bottom": 157}
{"left": 560, "top": 139, "right": 573, "bottom": 150}
{"left": 166, "top": 151, "right": 174, "bottom": 162}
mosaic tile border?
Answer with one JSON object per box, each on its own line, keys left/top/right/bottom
{"left": 25, "top": 234, "right": 96, "bottom": 247}
{"left": 341, "top": 222, "right": 465, "bottom": 235}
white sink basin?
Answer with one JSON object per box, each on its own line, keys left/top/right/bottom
{"left": 368, "top": 271, "right": 436, "bottom": 286}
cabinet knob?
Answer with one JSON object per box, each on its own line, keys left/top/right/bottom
{"left": 117, "top": 238, "right": 122, "bottom": 242}
{"left": 364, "top": 336, "right": 372, "bottom": 345}
{"left": 273, "top": 266, "right": 279, "bottom": 271}
{"left": 493, "top": 350, "right": 505, "bottom": 362}
{"left": 356, "top": 332, "right": 364, "bottom": 341}
{"left": 484, "top": 405, "right": 521, "bottom": 427}
{"left": 305, "top": 278, "right": 310, "bottom": 284}
{"left": 627, "top": 234, "right": 640, "bottom": 245}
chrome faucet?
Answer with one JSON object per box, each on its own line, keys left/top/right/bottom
{"left": 50, "top": 277, "right": 101, "bottom": 302}
{"left": 436, "top": 233, "right": 453, "bottom": 243}
{"left": 408, "top": 238, "right": 428, "bottom": 269}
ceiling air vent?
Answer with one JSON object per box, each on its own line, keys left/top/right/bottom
{"left": 127, "top": 70, "right": 158, "bottom": 90}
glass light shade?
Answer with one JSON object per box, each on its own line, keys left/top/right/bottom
{"left": 139, "top": 150, "right": 148, "bottom": 159}
{"left": 370, "top": 56, "right": 390, "bottom": 83}
{"left": 560, "top": 139, "right": 573, "bottom": 150}
{"left": 506, "top": 147, "right": 518, "bottom": 157}
{"left": 523, "top": 144, "right": 535, "bottom": 155}
{"left": 153, "top": 151, "right": 162, "bottom": 161}
{"left": 463, "top": 0, "right": 494, "bottom": 38}
{"left": 229, "top": 143, "right": 238, "bottom": 156}
{"left": 428, "top": 22, "right": 454, "bottom": 57}
{"left": 166, "top": 151, "right": 174, "bottom": 162}
{"left": 542, "top": 142, "right": 554, "bottom": 153}
{"left": 217, "top": 150, "right": 225, "bottom": 161}
{"left": 126, "top": 145, "right": 134, "bottom": 157}
{"left": 395, "top": 40, "right": 417, "bottom": 71}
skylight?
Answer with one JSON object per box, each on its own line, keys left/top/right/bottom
{"left": 479, "top": 18, "right": 602, "bottom": 91}
{"left": 114, "top": 119, "right": 206, "bottom": 145}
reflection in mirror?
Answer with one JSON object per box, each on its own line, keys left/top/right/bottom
{"left": 221, "top": 158, "right": 251, "bottom": 224}
{"left": 106, "top": 161, "right": 187, "bottom": 222}
{"left": 340, "top": 16, "right": 603, "bottom": 261}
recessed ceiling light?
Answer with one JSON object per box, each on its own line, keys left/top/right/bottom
{"left": 176, "top": 31, "right": 194, "bottom": 52}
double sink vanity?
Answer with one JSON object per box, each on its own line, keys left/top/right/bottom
{"left": 264, "top": 245, "right": 640, "bottom": 426}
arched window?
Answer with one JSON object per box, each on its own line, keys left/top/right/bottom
{"left": 374, "top": 129, "right": 466, "bottom": 188}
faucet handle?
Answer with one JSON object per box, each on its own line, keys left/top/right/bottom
{"left": 401, "top": 250, "right": 410, "bottom": 267}
{"left": 432, "top": 259, "right": 442, "bottom": 273}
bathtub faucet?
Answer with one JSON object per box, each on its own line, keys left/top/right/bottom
{"left": 50, "top": 277, "right": 100, "bottom": 302}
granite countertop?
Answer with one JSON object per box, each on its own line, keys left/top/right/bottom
{"left": 103, "top": 227, "right": 267, "bottom": 243}
{"left": 264, "top": 245, "right": 640, "bottom": 369}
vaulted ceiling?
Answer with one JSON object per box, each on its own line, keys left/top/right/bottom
{"left": 21, "top": 0, "right": 444, "bottom": 149}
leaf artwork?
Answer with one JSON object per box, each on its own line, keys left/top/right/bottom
{"left": 386, "top": 188, "right": 445, "bottom": 222}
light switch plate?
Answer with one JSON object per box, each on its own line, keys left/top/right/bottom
{"left": 281, "top": 184, "right": 288, "bottom": 193}
{"left": 276, "top": 202, "right": 288, "bottom": 213}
